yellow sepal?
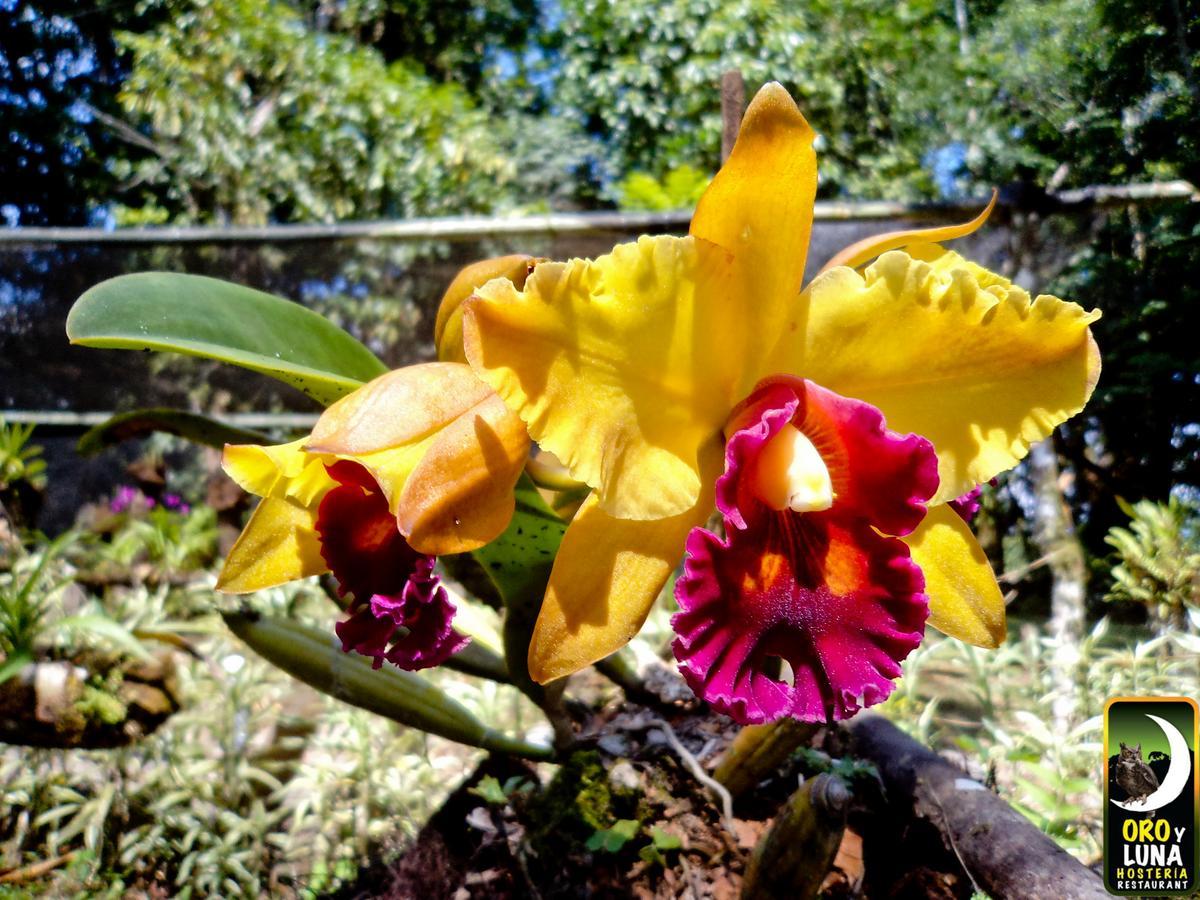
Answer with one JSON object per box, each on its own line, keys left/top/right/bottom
{"left": 904, "top": 503, "right": 1006, "bottom": 648}
{"left": 816, "top": 191, "right": 996, "bottom": 275}
{"left": 690, "top": 81, "right": 818, "bottom": 398}
{"left": 528, "top": 440, "right": 723, "bottom": 682}
{"left": 216, "top": 496, "right": 327, "bottom": 593}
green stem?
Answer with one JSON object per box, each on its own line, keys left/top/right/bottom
{"left": 223, "top": 611, "right": 554, "bottom": 762}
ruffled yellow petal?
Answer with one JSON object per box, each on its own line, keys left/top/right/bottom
{"left": 216, "top": 496, "right": 327, "bottom": 593}
{"left": 690, "top": 81, "right": 817, "bottom": 397}
{"left": 771, "top": 246, "right": 1101, "bottom": 503}
{"left": 222, "top": 438, "right": 334, "bottom": 507}
{"left": 527, "top": 441, "right": 721, "bottom": 682}
{"left": 905, "top": 503, "right": 1006, "bottom": 648}
{"left": 306, "top": 362, "right": 531, "bottom": 555}
{"left": 464, "top": 234, "right": 739, "bottom": 520}
{"left": 817, "top": 190, "right": 997, "bottom": 274}
{"left": 435, "top": 255, "right": 539, "bottom": 363}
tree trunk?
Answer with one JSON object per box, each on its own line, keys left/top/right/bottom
{"left": 1028, "top": 439, "right": 1088, "bottom": 732}
{"left": 849, "top": 714, "right": 1108, "bottom": 900}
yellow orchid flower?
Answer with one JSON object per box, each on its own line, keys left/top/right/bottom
{"left": 217, "top": 359, "right": 530, "bottom": 669}
{"left": 462, "top": 82, "right": 1100, "bottom": 723}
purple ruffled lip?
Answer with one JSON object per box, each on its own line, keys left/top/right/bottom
{"left": 671, "top": 377, "right": 937, "bottom": 726}
{"left": 335, "top": 556, "right": 470, "bottom": 672}
{"left": 316, "top": 460, "right": 469, "bottom": 671}
{"left": 948, "top": 478, "right": 997, "bottom": 523}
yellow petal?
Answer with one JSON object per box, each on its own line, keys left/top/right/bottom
{"left": 306, "top": 362, "right": 531, "bottom": 555}
{"left": 690, "top": 81, "right": 817, "bottom": 396}
{"left": 817, "top": 190, "right": 997, "bottom": 274}
{"left": 216, "top": 496, "right": 327, "bottom": 593}
{"left": 772, "top": 246, "right": 1101, "bottom": 503}
{"left": 435, "top": 255, "right": 539, "bottom": 364}
{"left": 222, "top": 439, "right": 334, "bottom": 507}
{"left": 904, "top": 503, "right": 1006, "bottom": 647}
{"left": 464, "top": 234, "right": 739, "bottom": 520}
{"left": 527, "top": 440, "right": 722, "bottom": 682}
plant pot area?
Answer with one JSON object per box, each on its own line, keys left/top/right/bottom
{"left": 337, "top": 691, "right": 1108, "bottom": 900}
{"left": 0, "top": 650, "right": 180, "bottom": 750}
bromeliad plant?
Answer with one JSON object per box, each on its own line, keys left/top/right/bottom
{"left": 66, "top": 83, "right": 1099, "bottom": 752}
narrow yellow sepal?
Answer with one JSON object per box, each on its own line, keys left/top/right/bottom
{"left": 817, "top": 191, "right": 997, "bottom": 275}
{"left": 216, "top": 496, "right": 327, "bottom": 593}
{"left": 527, "top": 441, "right": 723, "bottom": 682}
{"left": 691, "top": 80, "right": 818, "bottom": 399}
{"left": 904, "top": 503, "right": 1006, "bottom": 648}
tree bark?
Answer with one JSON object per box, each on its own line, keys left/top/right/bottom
{"left": 848, "top": 714, "right": 1108, "bottom": 900}
{"left": 1029, "top": 438, "right": 1088, "bottom": 731}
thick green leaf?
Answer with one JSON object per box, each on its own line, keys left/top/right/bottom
{"left": 77, "top": 408, "right": 273, "bottom": 456}
{"left": 442, "top": 641, "right": 511, "bottom": 684}
{"left": 223, "top": 611, "right": 553, "bottom": 760}
{"left": 471, "top": 474, "right": 566, "bottom": 700}
{"left": 67, "top": 273, "right": 388, "bottom": 405}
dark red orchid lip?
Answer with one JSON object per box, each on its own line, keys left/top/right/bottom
{"left": 317, "top": 459, "right": 468, "bottom": 671}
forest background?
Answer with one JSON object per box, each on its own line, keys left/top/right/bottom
{"left": 5, "top": 0, "right": 1197, "bottom": 538}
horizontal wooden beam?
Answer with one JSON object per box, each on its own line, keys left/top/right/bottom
{"left": 1, "top": 410, "right": 318, "bottom": 429}
{"left": 1, "top": 181, "right": 1192, "bottom": 246}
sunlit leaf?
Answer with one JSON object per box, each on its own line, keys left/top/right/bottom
{"left": 68, "top": 273, "right": 388, "bottom": 405}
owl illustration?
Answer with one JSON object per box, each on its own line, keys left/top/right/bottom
{"left": 1116, "top": 741, "right": 1160, "bottom": 803}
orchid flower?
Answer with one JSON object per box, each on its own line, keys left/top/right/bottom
{"left": 461, "top": 83, "right": 1100, "bottom": 723}
{"left": 217, "top": 332, "right": 532, "bottom": 669}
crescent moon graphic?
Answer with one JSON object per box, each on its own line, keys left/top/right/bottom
{"left": 1111, "top": 713, "right": 1192, "bottom": 813}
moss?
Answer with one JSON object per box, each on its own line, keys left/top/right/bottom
{"left": 75, "top": 685, "right": 127, "bottom": 725}
{"left": 524, "top": 749, "right": 647, "bottom": 872}
{"left": 573, "top": 752, "right": 617, "bottom": 830}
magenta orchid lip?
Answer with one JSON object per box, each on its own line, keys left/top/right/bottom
{"left": 673, "top": 377, "right": 937, "bottom": 724}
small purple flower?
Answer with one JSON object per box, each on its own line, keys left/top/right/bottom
{"left": 161, "top": 493, "right": 190, "bottom": 514}
{"left": 110, "top": 486, "right": 141, "bottom": 514}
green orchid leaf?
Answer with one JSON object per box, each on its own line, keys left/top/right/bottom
{"left": 67, "top": 273, "right": 388, "bottom": 405}
{"left": 77, "top": 408, "right": 274, "bottom": 456}
{"left": 442, "top": 641, "right": 511, "bottom": 684}
{"left": 470, "top": 474, "right": 566, "bottom": 701}
{"left": 223, "top": 611, "right": 553, "bottom": 760}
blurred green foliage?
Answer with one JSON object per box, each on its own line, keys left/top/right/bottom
{"left": 6, "top": 0, "right": 1198, "bottom": 217}
{"left": 1104, "top": 496, "right": 1200, "bottom": 630}
{"left": 616, "top": 166, "right": 711, "bottom": 212}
